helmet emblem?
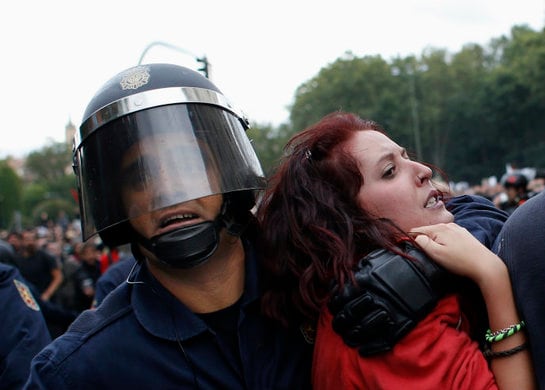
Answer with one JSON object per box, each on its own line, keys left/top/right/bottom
{"left": 120, "top": 66, "right": 150, "bottom": 90}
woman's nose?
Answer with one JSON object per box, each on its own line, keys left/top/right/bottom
{"left": 415, "top": 162, "right": 432, "bottom": 185}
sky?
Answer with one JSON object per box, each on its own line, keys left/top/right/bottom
{"left": 1, "top": 0, "right": 543, "bottom": 158}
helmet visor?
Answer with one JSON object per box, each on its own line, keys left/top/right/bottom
{"left": 75, "top": 104, "right": 265, "bottom": 241}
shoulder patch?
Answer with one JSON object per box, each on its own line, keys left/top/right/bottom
{"left": 13, "top": 279, "right": 40, "bottom": 311}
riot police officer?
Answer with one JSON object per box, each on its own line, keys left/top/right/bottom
{"left": 499, "top": 173, "right": 530, "bottom": 215}
{"left": 0, "top": 261, "right": 51, "bottom": 389}
{"left": 26, "top": 63, "right": 312, "bottom": 389}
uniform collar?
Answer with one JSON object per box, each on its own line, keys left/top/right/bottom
{"left": 130, "top": 238, "right": 262, "bottom": 341}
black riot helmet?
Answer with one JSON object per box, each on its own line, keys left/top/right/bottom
{"left": 73, "top": 63, "right": 266, "bottom": 268}
{"left": 503, "top": 173, "right": 528, "bottom": 190}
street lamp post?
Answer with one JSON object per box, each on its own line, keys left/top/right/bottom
{"left": 137, "top": 41, "right": 210, "bottom": 78}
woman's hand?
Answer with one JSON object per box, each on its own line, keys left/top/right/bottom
{"left": 409, "top": 222, "right": 504, "bottom": 285}
{"left": 411, "top": 222, "right": 536, "bottom": 389}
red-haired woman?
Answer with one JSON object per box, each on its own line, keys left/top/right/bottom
{"left": 257, "top": 112, "right": 535, "bottom": 389}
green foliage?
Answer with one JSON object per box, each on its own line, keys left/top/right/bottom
{"left": 17, "top": 141, "right": 77, "bottom": 228}
{"left": 25, "top": 142, "right": 72, "bottom": 182}
{"left": 247, "top": 122, "right": 294, "bottom": 175}
{"left": 290, "top": 52, "right": 398, "bottom": 133}
{"left": 0, "top": 160, "right": 23, "bottom": 229}
{"left": 285, "top": 24, "right": 545, "bottom": 185}
{"left": 21, "top": 182, "right": 49, "bottom": 222}
{"left": 31, "top": 198, "right": 77, "bottom": 226}
{"left": 10, "top": 23, "right": 545, "bottom": 216}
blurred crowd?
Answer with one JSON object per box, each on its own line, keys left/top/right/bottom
{"left": 0, "top": 212, "right": 131, "bottom": 339}
{"left": 451, "top": 168, "right": 545, "bottom": 215}
{"left": 0, "top": 168, "right": 543, "bottom": 341}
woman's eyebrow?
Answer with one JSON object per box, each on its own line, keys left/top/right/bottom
{"left": 376, "top": 151, "right": 396, "bottom": 166}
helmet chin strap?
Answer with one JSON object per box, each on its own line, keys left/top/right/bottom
{"left": 134, "top": 199, "right": 247, "bottom": 269}
{"left": 137, "top": 219, "right": 223, "bottom": 269}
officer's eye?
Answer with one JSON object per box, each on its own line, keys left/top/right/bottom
{"left": 121, "top": 165, "right": 145, "bottom": 190}
{"left": 121, "top": 156, "right": 160, "bottom": 191}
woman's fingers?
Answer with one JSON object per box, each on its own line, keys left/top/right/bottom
{"left": 409, "top": 223, "right": 492, "bottom": 279}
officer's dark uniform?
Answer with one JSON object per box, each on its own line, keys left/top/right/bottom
{"left": 447, "top": 194, "right": 509, "bottom": 247}
{"left": 26, "top": 63, "right": 312, "bottom": 389}
{"left": 494, "top": 191, "right": 545, "bottom": 388}
{"left": 92, "top": 256, "right": 136, "bottom": 308}
{"left": 0, "top": 263, "right": 51, "bottom": 389}
{"left": 25, "top": 241, "right": 312, "bottom": 389}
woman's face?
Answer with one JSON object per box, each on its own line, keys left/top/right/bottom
{"left": 345, "top": 130, "right": 453, "bottom": 232}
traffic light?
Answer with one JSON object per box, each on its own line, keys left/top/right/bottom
{"left": 196, "top": 56, "right": 209, "bottom": 78}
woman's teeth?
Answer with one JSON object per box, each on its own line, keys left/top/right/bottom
{"left": 425, "top": 197, "right": 437, "bottom": 208}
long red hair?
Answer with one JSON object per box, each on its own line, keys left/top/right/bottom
{"left": 257, "top": 112, "right": 410, "bottom": 328}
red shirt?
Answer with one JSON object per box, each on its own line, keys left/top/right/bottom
{"left": 312, "top": 294, "right": 497, "bottom": 390}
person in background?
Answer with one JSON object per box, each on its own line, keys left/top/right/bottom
{"left": 72, "top": 241, "right": 101, "bottom": 311}
{"left": 98, "top": 245, "right": 123, "bottom": 274}
{"left": 12, "top": 228, "right": 63, "bottom": 303}
{"left": 26, "top": 63, "right": 312, "bottom": 389}
{"left": 54, "top": 241, "right": 82, "bottom": 313}
{"left": 0, "top": 238, "right": 16, "bottom": 266}
{"left": 6, "top": 231, "right": 22, "bottom": 258}
{"left": 0, "top": 238, "right": 16, "bottom": 265}
{"left": 257, "top": 112, "right": 534, "bottom": 389}
{"left": 527, "top": 169, "right": 545, "bottom": 198}
{"left": 497, "top": 173, "right": 530, "bottom": 215}
{"left": 2, "top": 238, "right": 77, "bottom": 342}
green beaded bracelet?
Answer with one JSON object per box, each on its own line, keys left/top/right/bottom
{"left": 485, "top": 321, "right": 526, "bottom": 343}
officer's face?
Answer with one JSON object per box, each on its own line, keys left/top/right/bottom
{"left": 346, "top": 130, "right": 453, "bottom": 232}
{"left": 505, "top": 186, "right": 519, "bottom": 201}
{"left": 79, "top": 245, "right": 100, "bottom": 265}
{"left": 126, "top": 193, "right": 223, "bottom": 240}
{"left": 119, "top": 134, "right": 223, "bottom": 240}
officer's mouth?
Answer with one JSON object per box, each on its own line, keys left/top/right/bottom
{"left": 156, "top": 212, "right": 202, "bottom": 235}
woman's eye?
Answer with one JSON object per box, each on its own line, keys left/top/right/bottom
{"left": 383, "top": 166, "right": 395, "bottom": 178}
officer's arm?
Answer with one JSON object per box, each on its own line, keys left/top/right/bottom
{"left": 41, "top": 255, "right": 64, "bottom": 301}
{"left": 448, "top": 194, "right": 508, "bottom": 249}
{"left": 328, "top": 244, "right": 457, "bottom": 355}
{"left": 329, "top": 195, "right": 505, "bottom": 355}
